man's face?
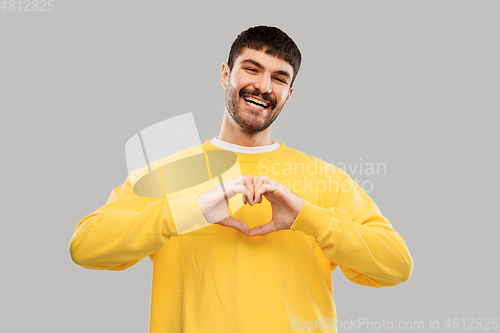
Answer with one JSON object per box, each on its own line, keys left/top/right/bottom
{"left": 222, "top": 48, "right": 294, "bottom": 133}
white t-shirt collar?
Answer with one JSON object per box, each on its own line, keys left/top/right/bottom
{"left": 210, "top": 137, "right": 281, "bottom": 154}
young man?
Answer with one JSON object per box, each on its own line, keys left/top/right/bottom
{"left": 70, "top": 26, "right": 413, "bottom": 332}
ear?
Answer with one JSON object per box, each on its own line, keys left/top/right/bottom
{"left": 221, "top": 63, "right": 230, "bottom": 90}
{"left": 282, "top": 85, "right": 294, "bottom": 108}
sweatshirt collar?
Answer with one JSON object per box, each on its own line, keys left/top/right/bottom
{"left": 210, "top": 137, "right": 281, "bottom": 154}
{"left": 203, "top": 138, "right": 289, "bottom": 163}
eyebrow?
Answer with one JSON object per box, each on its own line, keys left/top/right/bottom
{"left": 240, "top": 59, "right": 292, "bottom": 80}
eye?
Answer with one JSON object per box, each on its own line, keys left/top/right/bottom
{"left": 274, "top": 77, "right": 287, "bottom": 84}
{"left": 246, "top": 68, "right": 258, "bottom": 73}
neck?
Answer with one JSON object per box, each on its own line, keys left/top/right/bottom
{"left": 217, "top": 110, "right": 275, "bottom": 147}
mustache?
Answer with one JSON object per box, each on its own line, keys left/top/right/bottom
{"left": 239, "top": 88, "right": 276, "bottom": 109}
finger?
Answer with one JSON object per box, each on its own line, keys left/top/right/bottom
{"left": 254, "top": 183, "right": 278, "bottom": 204}
{"left": 252, "top": 175, "right": 260, "bottom": 189}
{"left": 216, "top": 216, "right": 249, "bottom": 236}
{"left": 244, "top": 181, "right": 254, "bottom": 205}
{"left": 243, "top": 185, "right": 254, "bottom": 206}
{"left": 242, "top": 174, "right": 253, "bottom": 186}
{"left": 253, "top": 183, "right": 263, "bottom": 204}
{"left": 229, "top": 174, "right": 252, "bottom": 187}
{"left": 232, "top": 175, "right": 253, "bottom": 205}
{"left": 241, "top": 178, "right": 248, "bottom": 205}
{"left": 254, "top": 175, "right": 276, "bottom": 187}
{"left": 227, "top": 183, "right": 253, "bottom": 205}
{"left": 248, "top": 221, "right": 280, "bottom": 237}
{"left": 252, "top": 175, "right": 265, "bottom": 201}
{"left": 222, "top": 184, "right": 245, "bottom": 201}
{"left": 253, "top": 176, "right": 267, "bottom": 203}
{"left": 243, "top": 175, "right": 255, "bottom": 205}
{"left": 223, "top": 175, "right": 252, "bottom": 198}
{"left": 253, "top": 176, "right": 283, "bottom": 203}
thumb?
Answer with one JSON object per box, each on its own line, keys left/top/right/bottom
{"left": 248, "top": 220, "right": 279, "bottom": 237}
{"left": 215, "top": 216, "right": 250, "bottom": 236}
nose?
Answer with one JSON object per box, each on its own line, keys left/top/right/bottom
{"left": 253, "top": 74, "right": 272, "bottom": 94}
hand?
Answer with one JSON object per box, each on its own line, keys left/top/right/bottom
{"left": 197, "top": 175, "right": 255, "bottom": 235}
{"left": 248, "top": 175, "right": 304, "bottom": 237}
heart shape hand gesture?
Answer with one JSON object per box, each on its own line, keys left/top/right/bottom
{"left": 197, "top": 175, "right": 304, "bottom": 236}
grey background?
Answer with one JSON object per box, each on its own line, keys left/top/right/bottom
{"left": 1, "top": 1, "right": 499, "bottom": 332}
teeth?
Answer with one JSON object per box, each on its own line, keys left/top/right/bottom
{"left": 244, "top": 96, "right": 269, "bottom": 108}
{"left": 247, "top": 101, "right": 266, "bottom": 109}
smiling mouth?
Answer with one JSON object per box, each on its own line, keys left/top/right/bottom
{"left": 243, "top": 96, "right": 271, "bottom": 110}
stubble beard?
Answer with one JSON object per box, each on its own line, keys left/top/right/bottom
{"left": 225, "top": 78, "right": 285, "bottom": 134}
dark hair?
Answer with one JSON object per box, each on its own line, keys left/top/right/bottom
{"left": 227, "top": 26, "right": 302, "bottom": 86}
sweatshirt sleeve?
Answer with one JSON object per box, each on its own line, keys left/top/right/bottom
{"left": 290, "top": 172, "right": 413, "bottom": 287}
{"left": 69, "top": 169, "right": 207, "bottom": 271}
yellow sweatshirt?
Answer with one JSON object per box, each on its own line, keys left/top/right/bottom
{"left": 70, "top": 140, "right": 413, "bottom": 333}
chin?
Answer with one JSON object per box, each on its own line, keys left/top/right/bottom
{"left": 238, "top": 120, "right": 267, "bottom": 133}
